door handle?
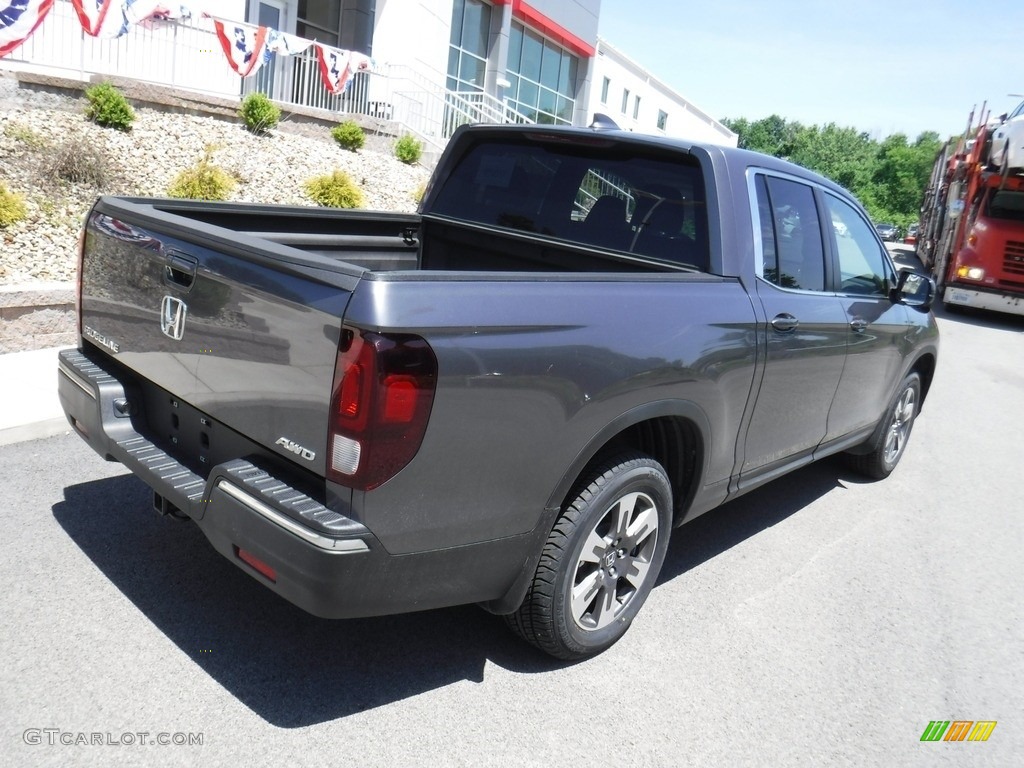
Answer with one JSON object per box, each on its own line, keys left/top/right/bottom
{"left": 771, "top": 313, "right": 799, "bottom": 332}
{"left": 849, "top": 318, "right": 868, "bottom": 333}
{"left": 163, "top": 250, "right": 198, "bottom": 291}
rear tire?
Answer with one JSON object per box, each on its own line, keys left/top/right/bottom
{"left": 847, "top": 373, "right": 921, "bottom": 480}
{"left": 505, "top": 453, "right": 673, "bottom": 660}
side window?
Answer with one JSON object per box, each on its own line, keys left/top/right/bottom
{"left": 824, "top": 193, "right": 892, "bottom": 296}
{"left": 755, "top": 175, "right": 826, "bottom": 291}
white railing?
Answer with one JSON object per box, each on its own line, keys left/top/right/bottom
{"left": 1, "top": 1, "right": 533, "bottom": 164}
{"left": 4, "top": 0, "right": 240, "bottom": 98}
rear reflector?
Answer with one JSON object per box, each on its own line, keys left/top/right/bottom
{"left": 235, "top": 547, "right": 277, "bottom": 582}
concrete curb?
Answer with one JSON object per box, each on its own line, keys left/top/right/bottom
{"left": 0, "top": 346, "right": 71, "bottom": 446}
{"left": 0, "top": 418, "right": 71, "bottom": 447}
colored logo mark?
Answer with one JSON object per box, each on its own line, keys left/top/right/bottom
{"left": 920, "top": 721, "right": 997, "bottom": 742}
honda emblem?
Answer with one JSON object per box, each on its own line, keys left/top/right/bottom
{"left": 160, "top": 295, "right": 188, "bottom": 341}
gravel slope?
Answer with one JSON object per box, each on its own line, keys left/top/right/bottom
{"left": 0, "top": 91, "right": 430, "bottom": 285}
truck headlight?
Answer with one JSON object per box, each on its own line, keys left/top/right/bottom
{"left": 957, "top": 266, "right": 985, "bottom": 280}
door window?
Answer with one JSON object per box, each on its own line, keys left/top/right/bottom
{"left": 755, "top": 175, "right": 825, "bottom": 291}
{"left": 824, "top": 193, "right": 892, "bottom": 296}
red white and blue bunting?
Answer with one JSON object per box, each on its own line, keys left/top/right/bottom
{"left": 0, "top": 0, "right": 53, "bottom": 57}
{"left": 315, "top": 44, "right": 372, "bottom": 95}
{"left": 70, "top": 0, "right": 128, "bottom": 38}
{"left": 211, "top": 18, "right": 267, "bottom": 78}
{"left": 3, "top": 3, "right": 375, "bottom": 96}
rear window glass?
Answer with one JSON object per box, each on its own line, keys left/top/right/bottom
{"left": 430, "top": 135, "right": 709, "bottom": 271}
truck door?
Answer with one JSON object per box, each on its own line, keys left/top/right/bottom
{"left": 821, "top": 192, "right": 909, "bottom": 438}
{"left": 741, "top": 173, "right": 848, "bottom": 477}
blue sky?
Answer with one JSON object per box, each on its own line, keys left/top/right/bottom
{"left": 596, "top": 0, "right": 1023, "bottom": 141}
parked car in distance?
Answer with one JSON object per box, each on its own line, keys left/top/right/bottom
{"left": 904, "top": 223, "right": 919, "bottom": 245}
{"left": 875, "top": 222, "right": 899, "bottom": 241}
{"left": 988, "top": 98, "right": 1024, "bottom": 174}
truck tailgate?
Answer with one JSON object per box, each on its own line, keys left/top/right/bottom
{"left": 79, "top": 197, "right": 363, "bottom": 479}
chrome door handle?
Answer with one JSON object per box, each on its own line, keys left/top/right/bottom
{"left": 771, "top": 313, "right": 799, "bottom": 332}
{"left": 849, "top": 318, "right": 868, "bottom": 333}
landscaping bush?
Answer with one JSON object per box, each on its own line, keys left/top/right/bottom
{"left": 331, "top": 120, "right": 365, "bottom": 151}
{"left": 394, "top": 134, "right": 423, "bottom": 164}
{"left": 167, "top": 149, "right": 236, "bottom": 201}
{"left": 84, "top": 82, "right": 135, "bottom": 131}
{"left": 0, "top": 183, "right": 28, "bottom": 228}
{"left": 45, "top": 136, "right": 111, "bottom": 186}
{"left": 239, "top": 92, "right": 281, "bottom": 134}
{"left": 304, "top": 170, "right": 364, "bottom": 209}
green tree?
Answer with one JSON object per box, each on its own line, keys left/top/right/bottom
{"left": 722, "top": 114, "right": 943, "bottom": 228}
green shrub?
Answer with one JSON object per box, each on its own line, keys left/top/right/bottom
{"left": 304, "top": 170, "right": 364, "bottom": 209}
{"left": 0, "top": 183, "right": 28, "bottom": 228}
{"left": 45, "top": 136, "right": 110, "bottom": 186}
{"left": 168, "top": 149, "right": 236, "bottom": 201}
{"left": 331, "top": 120, "right": 365, "bottom": 152}
{"left": 394, "top": 134, "right": 423, "bottom": 165}
{"left": 84, "top": 82, "right": 135, "bottom": 131}
{"left": 239, "top": 92, "right": 281, "bottom": 134}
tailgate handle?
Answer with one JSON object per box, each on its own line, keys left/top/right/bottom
{"left": 164, "top": 251, "right": 198, "bottom": 291}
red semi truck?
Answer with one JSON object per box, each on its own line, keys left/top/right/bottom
{"left": 918, "top": 111, "right": 1024, "bottom": 316}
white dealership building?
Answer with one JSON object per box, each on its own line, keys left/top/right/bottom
{"left": 5, "top": 0, "right": 735, "bottom": 150}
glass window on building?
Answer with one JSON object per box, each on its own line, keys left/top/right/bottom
{"left": 600, "top": 76, "right": 610, "bottom": 105}
{"left": 297, "top": 0, "right": 340, "bottom": 43}
{"left": 657, "top": 109, "right": 668, "bottom": 131}
{"left": 505, "top": 22, "right": 578, "bottom": 125}
{"left": 621, "top": 88, "right": 629, "bottom": 114}
{"left": 448, "top": 0, "right": 492, "bottom": 92}
{"left": 633, "top": 95, "right": 641, "bottom": 120}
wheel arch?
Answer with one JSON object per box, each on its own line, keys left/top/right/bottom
{"left": 908, "top": 349, "right": 937, "bottom": 407}
{"left": 481, "top": 400, "right": 711, "bottom": 617}
{"left": 546, "top": 400, "right": 710, "bottom": 526}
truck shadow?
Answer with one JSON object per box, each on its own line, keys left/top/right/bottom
{"left": 53, "top": 457, "right": 857, "bottom": 727}
{"left": 932, "top": 302, "right": 1024, "bottom": 331}
{"left": 657, "top": 456, "right": 852, "bottom": 585}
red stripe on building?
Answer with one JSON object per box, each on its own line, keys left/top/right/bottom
{"left": 504, "top": 0, "right": 596, "bottom": 58}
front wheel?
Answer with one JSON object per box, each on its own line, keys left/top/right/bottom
{"left": 847, "top": 372, "right": 921, "bottom": 479}
{"left": 505, "top": 453, "right": 673, "bottom": 660}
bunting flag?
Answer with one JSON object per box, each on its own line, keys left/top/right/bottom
{"left": 70, "top": 0, "right": 129, "bottom": 38}
{"left": 1, "top": 0, "right": 54, "bottom": 57}
{"left": 124, "top": 1, "right": 192, "bottom": 27}
{"left": 265, "top": 28, "right": 309, "bottom": 57}
{"left": 315, "top": 44, "right": 371, "bottom": 95}
{"left": 212, "top": 18, "right": 267, "bottom": 78}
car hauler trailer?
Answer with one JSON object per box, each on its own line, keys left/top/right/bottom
{"left": 919, "top": 108, "right": 1024, "bottom": 317}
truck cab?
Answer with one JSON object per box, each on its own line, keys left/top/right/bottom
{"left": 944, "top": 179, "right": 1024, "bottom": 314}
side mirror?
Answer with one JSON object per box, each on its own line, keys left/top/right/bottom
{"left": 891, "top": 269, "right": 936, "bottom": 312}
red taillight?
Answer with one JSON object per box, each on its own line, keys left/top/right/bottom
{"left": 327, "top": 328, "right": 437, "bottom": 490}
{"left": 382, "top": 376, "right": 418, "bottom": 422}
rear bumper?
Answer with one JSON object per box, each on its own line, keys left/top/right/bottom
{"left": 943, "top": 285, "right": 1024, "bottom": 316}
{"left": 58, "top": 346, "right": 530, "bottom": 618}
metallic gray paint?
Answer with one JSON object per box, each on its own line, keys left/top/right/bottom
{"left": 64, "top": 125, "right": 940, "bottom": 618}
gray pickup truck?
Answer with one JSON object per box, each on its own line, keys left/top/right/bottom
{"left": 58, "top": 122, "right": 938, "bottom": 659}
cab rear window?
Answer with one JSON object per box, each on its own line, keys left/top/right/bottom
{"left": 430, "top": 135, "right": 709, "bottom": 271}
